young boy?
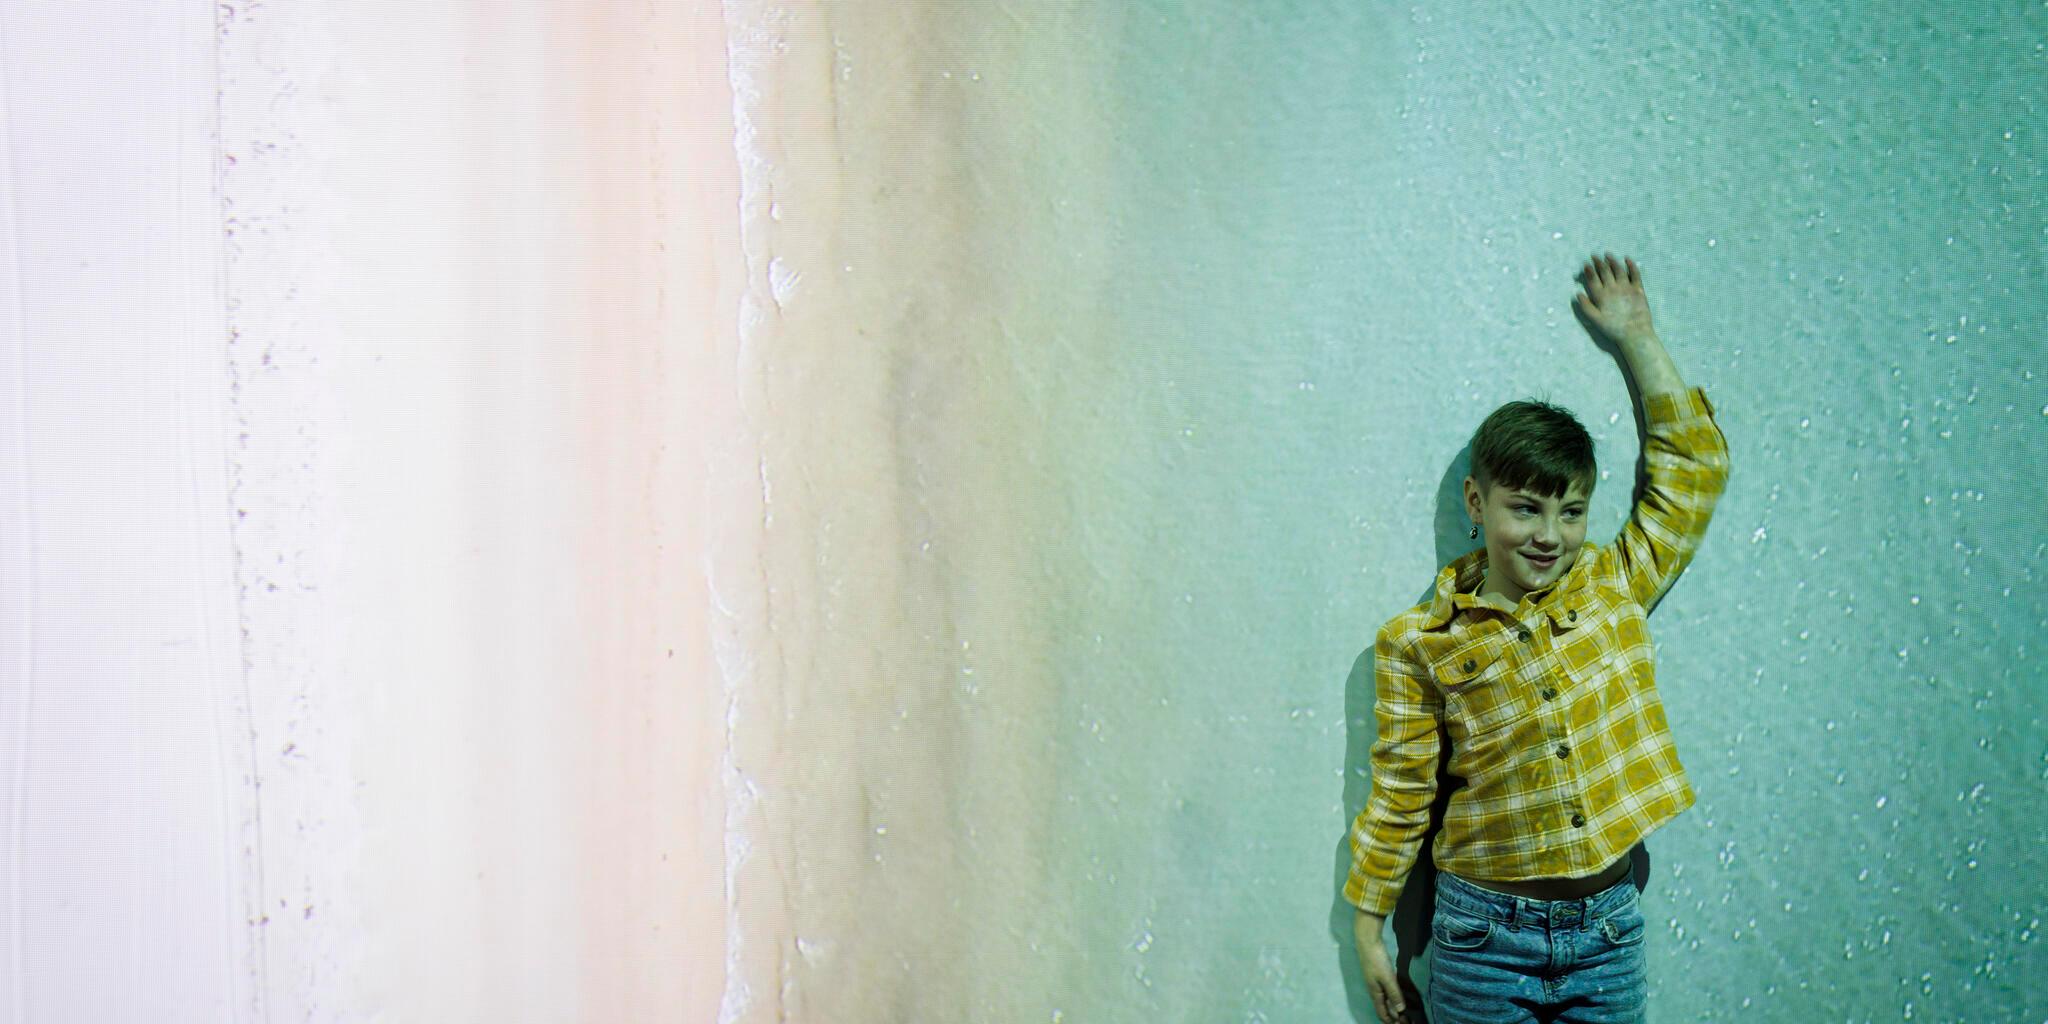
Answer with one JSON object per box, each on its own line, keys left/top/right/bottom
{"left": 1347, "top": 254, "right": 1730, "bottom": 1024}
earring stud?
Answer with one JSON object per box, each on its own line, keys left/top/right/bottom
{"left": 1469, "top": 523, "right": 1479, "bottom": 539}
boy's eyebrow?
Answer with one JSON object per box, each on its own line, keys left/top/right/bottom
{"left": 1511, "top": 491, "right": 1589, "bottom": 504}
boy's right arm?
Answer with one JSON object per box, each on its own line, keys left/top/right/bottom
{"left": 1344, "top": 624, "right": 1441, "bottom": 917}
{"left": 1354, "top": 909, "right": 1410, "bottom": 1023}
{"left": 1346, "top": 624, "right": 1439, "bottom": 1023}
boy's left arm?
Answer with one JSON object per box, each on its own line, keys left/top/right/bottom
{"left": 1609, "top": 331, "right": 1731, "bottom": 612}
{"left": 1575, "top": 254, "right": 1729, "bottom": 610}
{"left": 1618, "top": 331, "right": 1686, "bottom": 403}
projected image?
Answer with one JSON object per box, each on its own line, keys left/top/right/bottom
{"left": 3, "top": 1, "right": 2039, "bottom": 1021}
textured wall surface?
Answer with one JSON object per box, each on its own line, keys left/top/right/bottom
{"left": 1, "top": 1, "right": 2040, "bottom": 1021}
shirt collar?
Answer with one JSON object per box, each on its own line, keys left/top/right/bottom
{"left": 1421, "top": 543, "right": 1592, "bottom": 631}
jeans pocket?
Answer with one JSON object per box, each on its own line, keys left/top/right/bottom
{"left": 1600, "top": 900, "right": 1646, "bottom": 948}
{"left": 1431, "top": 905, "right": 1493, "bottom": 952}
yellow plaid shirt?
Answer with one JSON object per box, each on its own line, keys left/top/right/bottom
{"left": 1345, "top": 386, "right": 1731, "bottom": 917}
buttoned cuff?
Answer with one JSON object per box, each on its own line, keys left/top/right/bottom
{"left": 1343, "top": 872, "right": 1401, "bottom": 918}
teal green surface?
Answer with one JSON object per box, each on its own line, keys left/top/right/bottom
{"left": 854, "top": 1, "right": 2044, "bottom": 1019}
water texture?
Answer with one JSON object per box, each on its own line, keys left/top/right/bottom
{"left": 0, "top": 1, "right": 2039, "bottom": 1021}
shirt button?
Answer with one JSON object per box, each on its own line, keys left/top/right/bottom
{"left": 1571, "top": 813, "right": 1586, "bottom": 828}
{"left": 1463, "top": 659, "right": 1475, "bottom": 672}
{"left": 1568, "top": 609, "right": 1577, "bottom": 621}
{"left": 1541, "top": 687, "right": 1558, "bottom": 700}
{"left": 1556, "top": 743, "right": 1571, "bottom": 759}
{"left": 1518, "top": 628, "right": 1532, "bottom": 642}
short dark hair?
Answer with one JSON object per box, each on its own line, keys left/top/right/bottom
{"left": 1469, "top": 399, "right": 1596, "bottom": 501}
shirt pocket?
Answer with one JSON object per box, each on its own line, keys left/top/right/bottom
{"left": 1553, "top": 580, "right": 1644, "bottom": 633}
{"left": 1432, "top": 650, "right": 1530, "bottom": 741}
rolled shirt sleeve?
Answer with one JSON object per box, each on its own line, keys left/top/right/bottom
{"left": 1343, "top": 624, "right": 1443, "bottom": 917}
{"left": 1608, "top": 386, "right": 1731, "bottom": 614}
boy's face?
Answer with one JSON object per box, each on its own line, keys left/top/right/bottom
{"left": 1465, "top": 477, "right": 1591, "bottom": 602}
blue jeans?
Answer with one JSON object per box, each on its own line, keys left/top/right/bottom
{"left": 1425, "top": 869, "right": 1647, "bottom": 1024}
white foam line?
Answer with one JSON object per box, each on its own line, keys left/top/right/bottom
{"left": 715, "top": 2, "right": 781, "bottom": 1021}
{"left": 0, "top": 9, "right": 37, "bottom": 1018}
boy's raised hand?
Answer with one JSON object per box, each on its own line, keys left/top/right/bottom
{"left": 1574, "top": 253, "right": 1658, "bottom": 346}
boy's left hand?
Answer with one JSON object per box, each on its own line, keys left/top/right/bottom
{"left": 1575, "top": 253, "right": 1658, "bottom": 346}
